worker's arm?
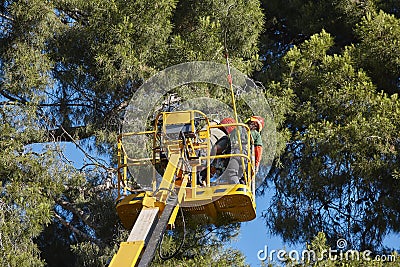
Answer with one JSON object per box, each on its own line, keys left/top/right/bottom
{"left": 254, "top": 145, "right": 262, "bottom": 173}
{"left": 251, "top": 130, "right": 263, "bottom": 173}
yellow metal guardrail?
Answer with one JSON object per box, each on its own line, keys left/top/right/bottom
{"left": 117, "top": 110, "right": 255, "bottom": 201}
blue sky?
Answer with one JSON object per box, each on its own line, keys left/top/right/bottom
{"left": 230, "top": 191, "right": 303, "bottom": 266}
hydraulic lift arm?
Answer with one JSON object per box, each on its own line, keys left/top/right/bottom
{"left": 109, "top": 153, "right": 187, "bottom": 267}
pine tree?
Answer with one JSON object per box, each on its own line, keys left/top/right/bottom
{"left": 254, "top": 0, "right": 400, "bottom": 253}
{"left": 0, "top": 0, "right": 266, "bottom": 265}
{"left": 262, "top": 27, "right": 400, "bottom": 251}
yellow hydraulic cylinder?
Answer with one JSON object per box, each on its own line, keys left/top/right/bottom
{"left": 168, "top": 175, "right": 188, "bottom": 225}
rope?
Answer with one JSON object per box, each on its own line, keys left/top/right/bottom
{"left": 224, "top": 49, "right": 247, "bottom": 182}
{"left": 154, "top": 188, "right": 186, "bottom": 261}
{"left": 158, "top": 206, "right": 186, "bottom": 260}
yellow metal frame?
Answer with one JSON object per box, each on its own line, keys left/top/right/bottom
{"left": 116, "top": 111, "right": 255, "bottom": 199}
{"left": 117, "top": 130, "right": 157, "bottom": 196}
{"left": 116, "top": 110, "right": 256, "bottom": 227}
{"left": 109, "top": 241, "right": 144, "bottom": 267}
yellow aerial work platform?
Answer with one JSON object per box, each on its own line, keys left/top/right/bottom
{"left": 110, "top": 110, "right": 256, "bottom": 267}
{"left": 116, "top": 183, "right": 255, "bottom": 229}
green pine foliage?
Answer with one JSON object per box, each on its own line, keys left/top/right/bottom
{"left": 1, "top": 0, "right": 400, "bottom": 266}
{"left": 353, "top": 10, "right": 400, "bottom": 94}
{"left": 150, "top": 223, "right": 249, "bottom": 267}
{"left": 0, "top": 110, "right": 65, "bottom": 266}
{"left": 1, "top": 0, "right": 265, "bottom": 266}
{"left": 264, "top": 29, "right": 400, "bottom": 251}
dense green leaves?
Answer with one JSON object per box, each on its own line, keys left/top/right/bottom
{"left": 0, "top": 121, "right": 65, "bottom": 266}
{"left": 165, "top": 0, "right": 264, "bottom": 73}
{"left": 1, "top": 0, "right": 400, "bottom": 266}
{"left": 0, "top": 0, "right": 265, "bottom": 266}
{"left": 353, "top": 11, "right": 400, "bottom": 94}
{"left": 264, "top": 29, "right": 400, "bottom": 251}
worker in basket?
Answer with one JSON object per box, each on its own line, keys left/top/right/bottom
{"left": 245, "top": 115, "right": 264, "bottom": 174}
{"left": 197, "top": 119, "right": 227, "bottom": 186}
{"left": 213, "top": 117, "right": 249, "bottom": 184}
{"left": 213, "top": 115, "right": 265, "bottom": 183}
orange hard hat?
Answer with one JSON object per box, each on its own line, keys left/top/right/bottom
{"left": 220, "top": 117, "right": 236, "bottom": 134}
{"left": 248, "top": 116, "right": 265, "bottom": 132}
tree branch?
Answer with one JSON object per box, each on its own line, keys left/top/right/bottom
{"left": 0, "top": 90, "right": 28, "bottom": 103}
{"left": 54, "top": 197, "right": 97, "bottom": 230}
{"left": 47, "top": 125, "right": 95, "bottom": 142}
{"left": 38, "top": 102, "right": 96, "bottom": 108}
{"left": 54, "top": 211, "right": 104, "bottom": 247}
{"left": 90, "top": 182, "right": 116, "bottom": 194}
{"left": 0, "top": 12, "right": 13, "bottom": 22}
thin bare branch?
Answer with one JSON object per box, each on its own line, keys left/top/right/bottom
{"left": 54, "top": 211, "right": 104, "bottom": 247}
{"left": 54, "top": 197, "right": 97, "bottom": 230}
{"left": 0, "top": 12, "right": 13, "bottom": 22}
